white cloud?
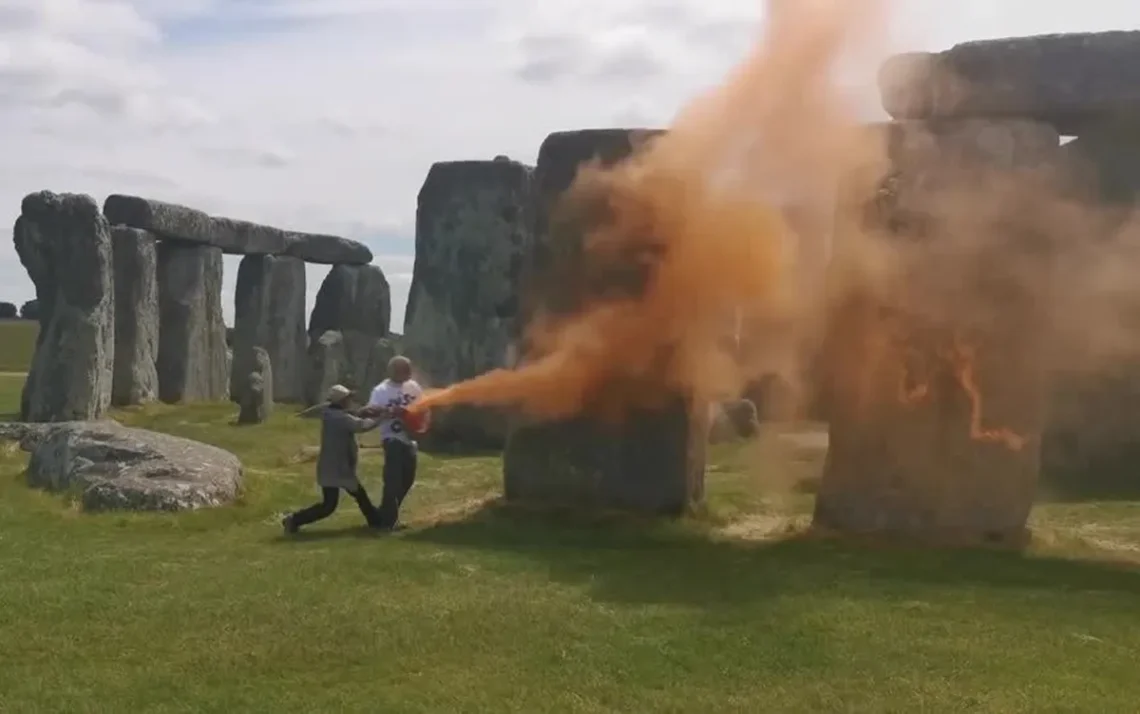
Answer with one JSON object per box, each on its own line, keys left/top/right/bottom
{"left": 2, "top": 0, "right": 1140, "bottom": 334}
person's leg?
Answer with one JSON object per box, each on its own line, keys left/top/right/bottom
{"left": 396, "top": 442, "right": 418, "bottom": 507}
{"left": 347, "top": 484, "right": 381, "bottom": 527}
{"left": 379, "top": 442, "right": 418, "bottom": 531}
{"left": 286, "top": 487, "right": 340, "bottom": 530}
{"left": 376, "top": 441, "right": 404, "bottom": 529}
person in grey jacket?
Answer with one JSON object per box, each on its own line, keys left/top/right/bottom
{"left": 282, "top": 384, "right": 387, "bottom": 534}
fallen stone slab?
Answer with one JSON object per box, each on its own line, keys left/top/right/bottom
{"left": 283, "top": 232, "right": 372, "bottom": 265}
{"left": 0, "top": 421, "right": 53, "bottom": 450}
{"left": 879, "top": 31, "right": 1140, "bottom": 135}
{"left": 24, "top": 421, "right": 243, "bottom": 512}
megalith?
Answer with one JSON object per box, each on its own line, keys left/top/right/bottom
{"left": 104, "top": 194, "right": 373, "bottom": 261}
{"left": 237, "top": 347, "right": 273, "bottom": 425}
{"left": 110, "top": 227, "right": 159, "bottom": 406}
{"left": 156, "top": 241, "right": 228, "bottom": 403}
{"left": 1037, "top": 126, "right": 1140, "bottom": 497}
{"left": 502, "top": 128, "right": 707, "bottom": 516}
{"left": 306, "top": 264, "right": 391, "bottom": 396}
{"left": 304, "top": 330, "right": 347, "bottom": 405}
{"left": 232, "top": 254, "right": 306, "bottom": 403}
{"left": 879, "top": 32, "right": 1140, "bottom": 135}
{"left": 813, "top": 119, "right": 1061, "bottom": 545}
{"left": 403, "top": 158, "right": 533, "bottom": 451}
{"left": 14, "top": 191, "right": 115, "bottom": 422}
{"left": 283, "top": 232, "right": 372, "bottom": 265}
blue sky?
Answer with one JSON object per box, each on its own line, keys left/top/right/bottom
{"left": 1, "top": 0, "right": 1139, "bottom": 329}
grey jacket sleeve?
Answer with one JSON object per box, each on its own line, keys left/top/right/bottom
{"left": 342, "top": 413, "right": 379, "bottom": 433}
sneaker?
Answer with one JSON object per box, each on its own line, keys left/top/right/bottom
{"left": 282, "top": 514, "right": 299, "bottom": 535}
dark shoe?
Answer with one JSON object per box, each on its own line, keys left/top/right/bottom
{"left": 282, "top": 514, "right": 299, "bottom": 535}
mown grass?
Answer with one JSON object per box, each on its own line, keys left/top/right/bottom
{"left": 1, "top": 343, "right": 1140, "bottom": 710}
{"left": 0, "top": 318, "right": 37, "bottom": 373}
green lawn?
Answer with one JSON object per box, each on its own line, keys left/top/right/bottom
{"left": 0, "top": 318, "right": 37, "bottom": 373}
{"left": 1, "top": 364, "right": 1140, "bottom": 710}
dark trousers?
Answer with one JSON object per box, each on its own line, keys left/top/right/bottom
{"left": 377, "top": 439, "right": 418, "bottom": 528}
{"left": 291, "top": 485, "right": 380, "bottom": 528}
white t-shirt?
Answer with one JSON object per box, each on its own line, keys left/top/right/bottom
{"left": 367, "top": 378, "right": 424, "bottom": 443}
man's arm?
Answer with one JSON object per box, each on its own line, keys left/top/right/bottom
{"left": 339, "top": 411, "right": 380, "bottom": 433}
{"left": 358, "top": 386, "right": 390, "bottom": 418}
{"left": 356, "top": 405, "right": 389, "bottom": 418}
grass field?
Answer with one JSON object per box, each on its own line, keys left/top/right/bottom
{"left": 0, "top": 318, "right": 37, "bottom": 373}
{"left": 2, "top": 323, "right": 1140, "bottom": 712}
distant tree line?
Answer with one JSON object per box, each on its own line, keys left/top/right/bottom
{"left": 0, "top": 300, "right": 39, "bottom": 320}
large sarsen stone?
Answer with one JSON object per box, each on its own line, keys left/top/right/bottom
{"left": 24, "top": 421, "right": 243, "bottom": 512}
{"left": 14, "top": 191, "right": 115, "bottom": 422}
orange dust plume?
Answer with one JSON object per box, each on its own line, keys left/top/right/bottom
{"left": 946, "top": 337, "right": 1028, "bottom": 452}
{"left": 893, "top": 335, "right": 1028, "bottom": 452}
{"left": 413, "top": 0, "right": 888, "bottom": 422}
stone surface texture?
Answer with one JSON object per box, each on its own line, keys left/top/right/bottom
{"left": 14, "top": 191, "right": 115, "bottom": 422}
{"left": 879, "top": 32, "right": 1140, "bottom": 135}
{"left": 237, "top": 347, "right": 273, "bottom": 424}
{"left": 156, "top": 241, "right": 229, "bottom": 403}
{"left": 814, "top": 119, "right": 1061, "bottom": 544}
{"left": 502, "top": 128, "right": 705, "bottom": 515}
{"left": 403, "top": 159, "right": 533, "bottom": 450}
{"left": 24, "top": 421, "right": 243, "bottom": 512}
{"left": 110, "top": 226, "right": 160, "bottom": 406}
{"left": 231, "top": 254, "right": 306, "bottom": 403}
{"left": 306, "top": 264, "right": 391, "bottom": 399}
{"left": 103, "top": 194, "right": 370, "bottom": 260}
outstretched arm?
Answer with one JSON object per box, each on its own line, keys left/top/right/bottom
{"left": 342, "top": 412, "right": 380, "bottom": 433}
{"left": 356, "top": 405, "right": 390, "bottom": 419}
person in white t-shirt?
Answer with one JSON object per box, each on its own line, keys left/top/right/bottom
{"left": 362, "top": 355, "right": 427, "bottom": 531}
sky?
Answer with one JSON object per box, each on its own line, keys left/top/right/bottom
{"left": 1, "top": 0, "right": 1138, "bottom": 331}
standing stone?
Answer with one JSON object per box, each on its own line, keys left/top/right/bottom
{"left": 502, "top": 128, "right": 706, "bottom": 515}
{"left": 814, "top": 119, "right": 1060, "bottom": 545}
{"left": 305, "top": 330, "right": 347, "bottom": 406}
{"left": 110, "top": 227, "right": 159, "bottom": 406}
{"left": 237, "top": 347, "right": 273, "bottom": 425}
{"left": 879, "top": 32, "right": 1140, "bottom": 135}
{"left": 403, "top": 159, "right": 533, "bottom": 451}
{"left": 15, "top": 191, "right": 114, "bottom": 422}
{"left": 708, "top": 399, "right": 760, "bottom": 444}
{"left": 306, "top": 264, "right": 391, "bottom": 398}
{"left": 231, "top": 254, "right": 306, "bottom": 403}
{"left": 363, "top": 336, "right": 400, "bottom": 394}
{"left": 156, "top": 242, "right": 228, "bottom": 403}
{"left": 1039, "top": 126, "right": 1140, "bottom": 498}
{"left": 308, "top": 264, "right": 391, "bottom": 340}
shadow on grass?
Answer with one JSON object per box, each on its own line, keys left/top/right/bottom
{"left": 271, "top": 525, "right": 388, "bottom": 543}
{"left": 420, "top": 449, "right": 507, "bottom": 461}
{"left": 404, "top": 501, "right": 1140, "bottom": 609}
